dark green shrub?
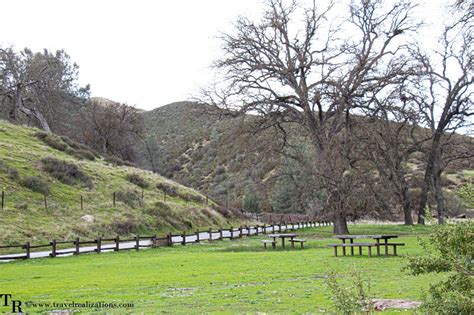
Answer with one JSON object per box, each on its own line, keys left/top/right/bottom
{"left": 41, "top": 157, "right": 92, "bottom": 187}
{"left": 7, "top": 168, "right": 19, "bottom": 180}
{"left": 71, "top": 149, "right": 96, "bottom": 161}
{"left": 116, "top": 189, "right": 141, "bottom": 208}
{"left": 105, "top": 155, "right": 136, "bottom": 167}
{"left": 126, "top": 173, "right": 149, "bottom": 189}
{"left": 20, "top": 176, "right": 50, "bottom": 195}
{"left": 0, "top": 160, "right": 19, "bottom": 180}
{"left": 147, "top": 201, "right": 172, "bottom": 217}
{"left": 61, "top": 136, "right": 91, "bottom": 152}
{"left": 178, "top": 191, "right": 205, "bottom": 203}
{"left": 156, "top": 182, "right": 178, "bottom": 197}
{"left": 35, "top": 132, "right": 68, "bottom": 151}
{"left": 14, "top": 202, "right": 28, "bottom": 210}
{"left": 110, "top": 216, "right": 139, "bottom": 235}
{"left": 404, "top": 221, "right": 474, "bottom": 314}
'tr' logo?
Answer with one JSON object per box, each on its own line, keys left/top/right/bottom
{"left": 0, "top": 293, "right": 22, "bottom": 313}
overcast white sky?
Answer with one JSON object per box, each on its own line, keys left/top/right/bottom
{"left": 1, "top": 0, "right": 446, "bottom": 111}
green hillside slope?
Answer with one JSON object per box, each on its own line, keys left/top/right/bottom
{"left": 139, "top": 102, "right": 282, "bottom": 212}
{"left": 0, "top": 121, "right": 244, "bottom": 245}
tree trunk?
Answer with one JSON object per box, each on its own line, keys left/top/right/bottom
{"left": 15, "top": 89, "right": 51, "bottom": 133}
{"left": 397, "top": 169, "right": 414, "bottom": 225}
{"left": 417, "top": 134, "right": 441, "bottom": 224}
{"left": 417, "top": 160, "right": 434, "bottom": 225}
{"left": 433, "top": 168, "right": 446, "bottom": 224}
{"left": 333, "top": 211, "right": 349, "bottom": 234}
{"left": 401, "top": 185, "right": 414, "bottom": 225}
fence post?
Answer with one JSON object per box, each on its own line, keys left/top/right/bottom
{"left": 114, "top": 236, "right": 120, "bottom": 251}
{"left": 278, "top": 223, "right": 282, "bottom": 232}
{"left": 1, "top": 190, "right": 4, "bottom": 210}
{"left": 96, "top": 237, "right": 101, "bottom": 253}
{"left": 182, "top": 231, "right": 186, "bottom": 245}
{"left": 50, "top": 239, "right": 57, "bottom": 257}
{"left": 195, "top": 230, "right": 200, "bottom": 243}
{"left": 219, "top": 228, "right": 223, "bottom": 240}
{"left": 263, "top": 224, "right": 267, "bottom": 234}
{"left": 208, "top": 228, "right": 212, "bottom": 241}
{"left": 24, "top": 242, "right": 30, "bottom": 259}
{"left": 230, "top": 227, "right": 233, "bottom": 239}
{"left": 75, "top": 237, "right": 80, "bottom": 255}
{"left": 246, "top": 225, "right": 251, "bottom": 236}
{"left": 272, "top": 224, "right": 275, "bottom": 233}
{"left": 255, "top": 225, "right": 259, "bottom": 236}
{"left": 151, "top": 234, "right": 157, "bottom": 248}
{"left": 167, "top": 232, "right": 173, "bottom": 246}
{"left": 239, "top": 226, "right": 243, "bottom": 238}
{"left": 113, "top": 192, "right": 116, "bottom": 207}
{"left": 135, "top": 235, "right": 140, "bottom": 250}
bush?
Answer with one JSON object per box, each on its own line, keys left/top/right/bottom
{"left": 156, "top": 182, "right": 178, "bottom": 197}
{"left": 126, "top": 173, "right": 149, "bottom": 189}
{"left": 14, "top": 203, "right": 28, "bottom": 210}
{"left": 404, "top": 221, "right": 474, "bottom": 314}
{"left": 60, "top": 136, "right": 98, "bottom": 156}
{"left": 70, "top": 149, "right": 96, "bottom": 161}
{"left": 110, "top": 216, "right": 139, "bottom": 235}
{"left": 20, "top": 176, "right": 50, "bottom": 195}
{"left": 41, "top": 157, "right": 92, "bottom": 187}
{"left": 105, "top": 155, "right": 136, "bottom": 167}
{"left": 116, "top": 189, "right": 142, "bottom": 208}
{"left": 36, "top": 132, "right": 99, "bottom": 161}
{"left": 35, "top": 132, "right": 68, "bottom": 152}
{"left": 0, "top": 160, "right": 19, "bottom": 180}
{"left": 325, "top": 269, "right": 373, "bottom": 314}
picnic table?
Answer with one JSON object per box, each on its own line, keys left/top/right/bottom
{"left": 268, "top": 233, "right": 297, "bottom": 249}
{"left": 331, "top": 235, "right": 402, "bottom": 256}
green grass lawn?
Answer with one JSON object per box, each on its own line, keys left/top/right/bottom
{"left": 0, "top": 224, "right": 439, "bottom": 314}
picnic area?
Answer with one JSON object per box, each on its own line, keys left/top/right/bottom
{"left": 0, "top": 223, "right": 440, "bottom": 313}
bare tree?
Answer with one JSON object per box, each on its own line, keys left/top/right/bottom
{"left": 142, "top": 134, "right": 161, "bottom": 173}
{"left": 203, "top": 0, "right": 418, "bottom": 233}
{"left": 410, "top": 3, "right": 473, "bottom": 224}
{"left": 80, "top": 98, "right": 144, "bottom": 161}
{"left": 360, "top": 87, "right": 428, "bottom": 225}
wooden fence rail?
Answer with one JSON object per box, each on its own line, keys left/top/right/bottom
{"left": 0, "top": 220, "right": 332, "bottom": 261}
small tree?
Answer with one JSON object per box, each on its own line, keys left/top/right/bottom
{"left": 404, "top": 221, "right": 474, "bottom": 314}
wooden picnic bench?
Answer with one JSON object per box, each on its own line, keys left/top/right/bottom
{"left": 261, "top": 239, "right": 276, "bottom": 249}
{"left": 262, "top": 234, "right": 304, "bottom": 249}
{"left": 289, "top": 238, "right": 306, "bottom": 248}
{"left": 328, "top": 235, "right": 404, "bottom": 257}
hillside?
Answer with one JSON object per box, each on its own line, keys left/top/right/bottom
{"left": 138, "top": 102, "right": 283, "bottom": 211}
{"left": 138, "top": 102, "right": 474, "bottom": 218}
{"left": 0, "top": 121, "right": 245, "bottom": 245}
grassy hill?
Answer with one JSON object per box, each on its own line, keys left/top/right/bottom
{"left": 0, "top": 121, "right": 246, "bottom": 245}
{"left": 138, "top": 102, "right": 283, "bottom": 211}
{"left": 139, "top": 102, "right": 474, "bottom": 217}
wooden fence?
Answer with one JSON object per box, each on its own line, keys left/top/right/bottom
{"left": 0, "top": 220, "right": 332, "bottom": 261}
